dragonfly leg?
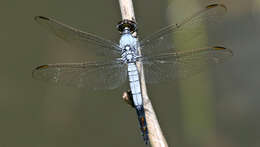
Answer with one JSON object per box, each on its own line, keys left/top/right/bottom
{"left": 122, "top": 90, "right": 135, "bottom": 107}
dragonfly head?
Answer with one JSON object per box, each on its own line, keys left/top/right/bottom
{"left": 117, "top": 19, "right": 137, "bottom": 34}
{"left": 122, "top": 27, "right": 131, "bottom": 34}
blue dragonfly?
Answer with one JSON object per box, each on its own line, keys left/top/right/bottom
{"left": 33, "top": 3, "right": 232, "bottom": 144}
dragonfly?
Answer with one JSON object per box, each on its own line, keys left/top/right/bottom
{"left": 32, "top": 3, "right": 232, "bottom": 145}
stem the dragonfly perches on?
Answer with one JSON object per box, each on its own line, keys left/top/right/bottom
{"left": 118, "top": 0, "right": 169, "bottom": 146}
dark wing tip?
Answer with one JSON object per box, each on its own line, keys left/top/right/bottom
{"left": 213, "top": 46, "right": 226, "bottom": 50}
{"left": 34, "top": 16, "right": 50, "bottom": 21}
{"left": 213, "top": 46, "right": 233, "bottom": 56}
{"left": 206, "top": 3, "right": 227, "bottom": 12}
{"left": 34, "top": 65, "right": 49, "bottom": 70}
{"left": 32, "top": 65, "right": 49, "bottom": 79}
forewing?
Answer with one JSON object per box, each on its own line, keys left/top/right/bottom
{"left": 141, "top": 46, "right": 233, "bottom": 83}
{"left": 140, "top": 3, "right": 227, "bottom": 55}
{"left": 32, "top": 61, "right": 127, "bottom": 90}
{"left": 35, "top": 16, "right": 121, "bottom": 59}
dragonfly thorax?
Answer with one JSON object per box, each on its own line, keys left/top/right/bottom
{"left": 121, "top": 45, "right": 137, "bottom": 63}
{"left": 119, "top": 31, "right": 139, "bottom": 63}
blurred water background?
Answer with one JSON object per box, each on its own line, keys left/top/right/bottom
{"left": 0, "top": 0, "right": 259, "bottom": 146}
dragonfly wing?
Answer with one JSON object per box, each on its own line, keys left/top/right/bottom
{"left": 35, "top": 16, "right": 121, "bottom": 59}
{"left": 140, "top": 46, "right": 233, "bottom": 83}
{"left": 140, "top": 3, "right": 227, "bottom": 55}
{"left": 32, "top": 61, "right": 127, "bottom": 90}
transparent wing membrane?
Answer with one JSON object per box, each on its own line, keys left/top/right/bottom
{"left": 140, "top": 3, "right": 227, "bottom": 56}
{"left": 33, "top": 3, "right": 232, "bottom": 89}
{"left": 141, "top": 46, "right": 233, "bottom": 83}
{"left": 35, "top": 16, "right": 121, "bottom": 59}
{"left": 32, "top": 61, "right": 127, "bottom": 90}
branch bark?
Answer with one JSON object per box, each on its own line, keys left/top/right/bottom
{"left": 118, "top": 0, "right": 168, "bottom": 146}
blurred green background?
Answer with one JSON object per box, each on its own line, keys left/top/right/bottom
{"left": 0, "top": 0, "right": 259, "bottom": 146}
